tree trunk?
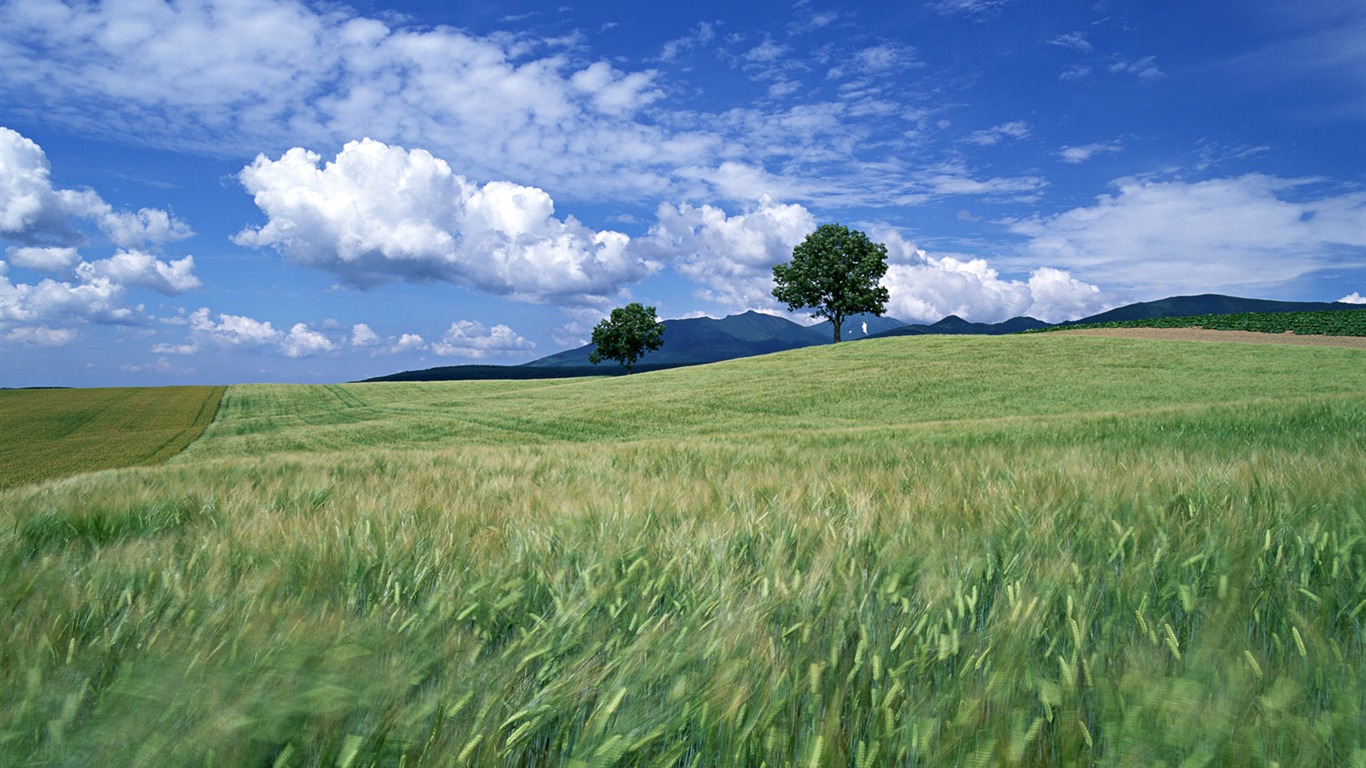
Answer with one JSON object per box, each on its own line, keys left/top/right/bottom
{"left": 832, "top": 316, "right": 842, "bottom": 343}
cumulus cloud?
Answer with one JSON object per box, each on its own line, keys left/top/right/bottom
{"left": 431, "top": 320, "right": 535, "bottom": 358}
{"left": 0, "top": 127, "right": 74, "bottom": 240}
{"left": 1340, "top": 291, "right": 1366, "bottom": 304}
{"left": 235, "top": 138, "right": 656, "bottom": 303}
{"left": 875, "top": 230, "right": 1105, "bottom": 323}
{"left": 351, "top": 322, "right": 427, "bottom": 354}
{"left": 281, "top": 323, "right": 336, "bottom": 358}
{"left": 0, "top": 128, "right": 201, "bottom": 344}
{"left": 631, "top": 197, "right": 1105, "bottom": 322}
{"left": 390, "top": 333, "right": 427, "bottom": 354}
{"left": 75, "top": 251, "right": 200, "bottom": 295}
{"left": 154, "top": 307, "right": 346, "bottom": 359}
{"left": 0, "top": 261, "right": 145, "bottom": 335}
{"left": 6, "top": 246, "right": 81, "bottom": 273}
{"left": 184, "top": 308, "right": 280, "bottom": 349}
{"left": 350, "top": 323, "right": 381, "bottom": 348}
{"left": 1008, "top": 174, "right": 1366, "bottom": 297}
{"left": 0, "top": 127, "right": 191, "bottom": 248}
{"left": 637, "top": 195, "right": 817, "bottom": 310}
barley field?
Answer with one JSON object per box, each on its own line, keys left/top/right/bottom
{"left": 1, "top": 335, "right": 1363, "bottom": 766}
{"left": 0, "top": 386, "right": 224, "bottom": 490}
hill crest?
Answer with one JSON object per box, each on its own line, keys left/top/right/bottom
{"left": 363, "top": 294, "right": 1360, "bottom": 381}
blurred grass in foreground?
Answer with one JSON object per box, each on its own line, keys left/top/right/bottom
{"left": 1, "top": 335, "right": 1364, "bottom": 766}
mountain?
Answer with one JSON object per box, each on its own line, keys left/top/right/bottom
{"left": 1064, "top": 294, "right": 1358, "bottom": 325}
{"left": 813, "top": 312, "right": 909, "bottom": 341}
{"left": 525, "top": 310, "right": 828, "bottom": 368}
{"left": 871, "top": 314, "right": 1050, "bottom": 338}
{"left": 361, "top": 365, "right": 653, "bottom": 383}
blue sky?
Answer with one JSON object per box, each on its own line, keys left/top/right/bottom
{"left": 2, "top": 0, "right": 1363, "bottom": 387}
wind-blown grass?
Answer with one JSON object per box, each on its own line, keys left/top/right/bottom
{"left": 1, "top": 336, "right": 1363, "bottom": 766}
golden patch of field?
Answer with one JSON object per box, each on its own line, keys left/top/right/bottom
{"left": 1053, "top": 326, "right": 1366, "bottom": 348}
{"left": 0, "top": 386, "right": 225, "bottom": 489}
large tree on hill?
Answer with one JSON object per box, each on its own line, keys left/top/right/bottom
{"left": 588, "top": 302, "right": 665, "bottom": 374}
{"left": 772, "top": 224, "right": 890, "bottom": 343}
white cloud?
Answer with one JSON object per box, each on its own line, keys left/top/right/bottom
{"left": 569, "top": 62, "right": 661, "bottom": 116}
{"left": 281, "top": 323, "right": 335, "bottom": 358}
{"left": 876, "top": 230, "right": 1105, "bottom": 323}
{"left": 1058, "top": 142, "right": 1123, "bottom": 164}
{"left": 351, "top": 322, "right": 427, "bottom": 354}
{"left": 1048, "top": 32, "right": 1093, "bottom": 53}
{"left": 431, "top": 320, "right": 535, "bottom": 358}
{"left": 0, "top": 128, "right": 199, "bottom": 344}
{"left": 94, "top": 206, "right": 194, "bottom": 250}
{"left": 351, "top": 323, "right": 381, "bottom": 348}
{"left": 0, "top": 1, "right": 698, "bottom": 201}
{"left": 76, "top": 251, "right": 200, "bottom": 295}
{"left": 827, "top": 43, "right": 920, "bottom": 79}
{"left": 923, "top": 166, "right": 1047, "bottom": 200}
{"left": 0, "top": 126, "right": 69, "bottom": 238}
{"left": 1060, "top": 65, "right": 1093, "bottom": 81}
{"left": 0, "top": 2, "right": 977, "bottom": 212}
{"left": 1340, "top": 291, "right": 1366, "bottom": 304}
{"left": 0, "top": 127, "right": 190, "bottom": 248}
{"left": 964, "top": 121, "right": 1031, "bottom": 146}
{"left": 390, "top": 333, "right": 427, "bottom": 354}
{"left": 120, "top": 356, "right": 175, "bottom": 374}
{"left": 6, "top": 246, "right": 81, "bottom": 273}
{"left": 235, "top": 138, "right": 657, "bottom": 303}
{"left": 5, "top": 326, "right": 78, "bottom": 347}
{"left": 154, "top": 307, "right": 282, "bottom": 354}
{"left": 0, "top": 261, "right": 144, "bottom": 333}
{"left": 638, "top": 195, "right": 817, "bottom": 311}
{"left": 928, "top": 0, "right": 1015, "bottom": 16}
{"left": 1008, "top": 174, "right": 1366, "bottom": 297}
{"left": 658, "top": 22, "right": 715, "bottom": 62}
{"left": 743, "top": 38, "right": 789, "bottom": 64}
{"left": 1109, "top": 56, "right": 1163, "bottom": 80}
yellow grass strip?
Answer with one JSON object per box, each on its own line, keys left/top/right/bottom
{"left": 0, "top": 386, "right": 225, "bottom": 489}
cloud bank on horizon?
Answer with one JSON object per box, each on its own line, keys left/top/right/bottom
{"left": 0, "top": 0, "right": 1363, "bottom": 385}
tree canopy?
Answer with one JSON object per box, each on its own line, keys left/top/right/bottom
{"left": 772, "top": 224, "right": 890, "bottom": 343}
{"left": 588, "top": 302, "right": 665, "bottom": 374}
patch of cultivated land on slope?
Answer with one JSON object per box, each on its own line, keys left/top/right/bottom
{"left": 1053, "top": 326, "right": 1366, "bottom": 348}
{"left": 0, "top": 386, "right": 225, "bottom": 490}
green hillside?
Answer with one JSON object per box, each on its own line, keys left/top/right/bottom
{"left": 2, "top": 335, "right": 1364, "bottom": 766}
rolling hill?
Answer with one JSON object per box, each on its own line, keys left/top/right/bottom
{"left": 363, "top": 293, "right": 1361, "bottom": 381}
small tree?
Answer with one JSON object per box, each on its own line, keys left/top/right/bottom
{"left": 588, "top": 302, "right": 665, "bottom": 374}
{"left": 772, "top": 223, "right": 890, "bottom": 343}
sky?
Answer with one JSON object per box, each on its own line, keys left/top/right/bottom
{"left": 2, "top": 0, "right": 1364, "bottom": 387}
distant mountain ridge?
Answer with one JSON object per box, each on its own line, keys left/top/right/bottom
{"left": 362, "top": 294, "right": 1361, "bottom": 382}
{"left": 1056, "top": 293, "right": 1354, "bottom": 325}
{"left": 527, "top": 311, "right": 827, "bottom": 368}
